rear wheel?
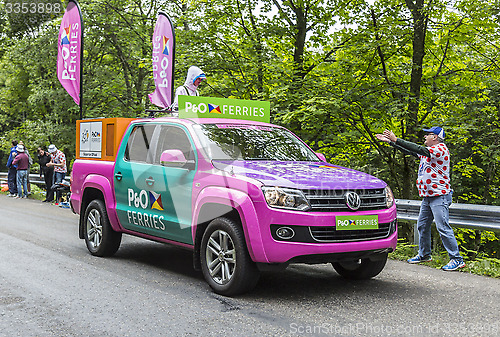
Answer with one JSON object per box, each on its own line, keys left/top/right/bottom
{"left": 84, "top": 199, "right": 122, "bottom": 257}
{"left": 200, "top": 217, "right": 260, "bottom": 296}
{"left": 332, "top": 253, "right": 388, "bottom": 280}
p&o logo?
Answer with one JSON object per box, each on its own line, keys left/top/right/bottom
{"left": 128, "top": 188, "right": 164, "bottom": 211}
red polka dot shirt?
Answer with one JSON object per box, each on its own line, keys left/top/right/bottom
{"left": 416, "top": 143, "right": 451, "bottom": 197}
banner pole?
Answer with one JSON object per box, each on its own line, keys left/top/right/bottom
{"left": 74, "top": 0, "right": 84, "bottom": 120}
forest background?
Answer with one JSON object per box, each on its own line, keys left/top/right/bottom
{"left": 1, "top": 0, "right": 499, "bottom": 260}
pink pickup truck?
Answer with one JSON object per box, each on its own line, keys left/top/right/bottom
{"left": 71, "top": 117, "right": 397, "bottom": 295}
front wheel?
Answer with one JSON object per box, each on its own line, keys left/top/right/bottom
{"left": 84, "top": 199, "right": 122, "bottom": 257}
{"left": 332, "top": 253, "right": 388, "bottom": 280}
{"left": 200, "top": 217, "right": 260, "bottom": 296}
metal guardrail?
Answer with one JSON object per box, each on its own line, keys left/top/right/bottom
{"left": 0, "top": 171, "right": 70, "bottom": 186}
{"left": 396, "top": 199, "right": 500, "bottom": 232}
{"left": 2, "top": 170, "right": 499, "bottom": 232}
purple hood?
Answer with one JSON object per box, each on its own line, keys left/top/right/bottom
{"left": 212, "top": 161, "right": 386, "bottom": 190}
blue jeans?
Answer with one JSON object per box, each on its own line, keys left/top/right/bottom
{"left": 16, "top": 170, "right": 28, "bottom": 198}
{"left": 417, "top": 193, "right": 462, "bottom": 261}
{"left": 8, "top": 167, "right": 17, "bottom": 194}
{"left": 53, "top": 172, "right": 66, "bottom": 202}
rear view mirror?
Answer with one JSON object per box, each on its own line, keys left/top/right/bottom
{"left": 160, "top": 150, "right": 195, "bottom": 170}
{"left": 315, "top": 152, "right": 327, "bottom": 162}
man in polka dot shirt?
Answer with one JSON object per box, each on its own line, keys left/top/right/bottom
{"left": 376, "top": 126, "right": 465, "bottom": 271}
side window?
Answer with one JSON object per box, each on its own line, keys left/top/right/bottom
{"left": 125, "top": 124, "right": 156, "bottom": 162}
{"left": 154, "top": 125, "right": 194, "bottom": 165}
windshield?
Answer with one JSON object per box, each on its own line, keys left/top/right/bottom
{"left": 192, "top": 123, "right": 319, "bottom": 161}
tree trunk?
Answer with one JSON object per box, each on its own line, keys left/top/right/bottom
{"left": 405, "top": 0, "right": 428, "bottom": 143}
{"left": 403, "top": 0, "right": 429, "bottom": 198}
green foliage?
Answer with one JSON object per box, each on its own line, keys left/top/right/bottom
{"left": 455, "top": 228, "right": 500, "bottom": 259}
{"left": 0, "top": 0, "right": 499, "bottom": 206}
{"left": 388, "top": 239, "right": 418, "bottom": 261}
{"left": 389, "top": 237, "right": 500, "bottom": 278}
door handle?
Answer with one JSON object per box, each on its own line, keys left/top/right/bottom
{"left": 115, "top": 172, "right": 123, "bottom": 181}
{"left": 145, "top": 177, "right": 155, "bottom": 186}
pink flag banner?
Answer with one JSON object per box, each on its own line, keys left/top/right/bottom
{"left": 57, "top": 0, "right": 82, "bottom": 106}
{"left": 148, "top": 12, "right": 176, "bottom": 109}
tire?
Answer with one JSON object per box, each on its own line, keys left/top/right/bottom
{"left": 200, "top": 217, "right": 260, "bottom": 296}
{"left": 83, "top": 199, "right": 122, "bottom": 257}
{"left": 332, "top": 253, "right": 388, "bottom": 280}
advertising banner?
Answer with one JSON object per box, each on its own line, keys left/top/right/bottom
{"left": 178, "top": 96, "right": 270, "bottom": 123}
{"left": 57, "top": 0, "right": 82, "bottom": 105}
{"left": 148, "top": 12, "right": 175, "bottom": 109}
{"left": 79, "top": 121, "right": 102, "bottom": 158}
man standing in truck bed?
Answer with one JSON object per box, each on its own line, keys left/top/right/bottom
{"left": 172, "top": 66, "right": 206, "bottom": 112}
{"left": 376, "top": 126, "right": 465, "bottom": 271}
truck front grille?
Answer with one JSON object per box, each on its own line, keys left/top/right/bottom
{"left": 270, "top": 220, "right": 397, "bottom": 243}
{"left": 309, "top": 221, "right": 395, "bottom": 242}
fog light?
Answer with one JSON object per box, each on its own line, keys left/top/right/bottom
{"left": 276, "top": 227, "right": 295, "bottom": 240}
{"left": 391, "top": 220, "right": 398, "bottom": 233}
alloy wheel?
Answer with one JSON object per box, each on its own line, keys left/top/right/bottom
{"left": 205, "top": 229, "right": 236, "bottom": 285}
{"left": 86, "top": 208, "right": 103, "bottom": 250}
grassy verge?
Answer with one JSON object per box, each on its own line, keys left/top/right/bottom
{"left": 1, "top": 183, "right": 47, "bottom": 201}
{"left": 389, "top": 239, "right": 500, "bottom": 278}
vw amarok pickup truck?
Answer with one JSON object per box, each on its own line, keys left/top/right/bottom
{"left": 71, "top": 117, "right": 397, "bottom": 295}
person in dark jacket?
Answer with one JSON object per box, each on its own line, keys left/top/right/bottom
{"left": 12, "top": 144, "right": 29, "bottom": 199}
{"left": 37, "top": 147, "right": 54, "bottom": 202}
{"left": 6, "top": 140, "right": 18, "bottom": 196}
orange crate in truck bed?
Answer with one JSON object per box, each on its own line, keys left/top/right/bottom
{"left": 76, "top": 118, "right": 136, "bottom": 161}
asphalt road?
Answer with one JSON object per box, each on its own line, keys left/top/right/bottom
{"left": 0, "top": 194, "right": 499, "bottom": 337}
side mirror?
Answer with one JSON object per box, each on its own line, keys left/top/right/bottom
{"left": 315, "top": 152, "right": 327, "bottom": 162}
{"left": 160, "top": 150, "right": 195, "bottom": 170}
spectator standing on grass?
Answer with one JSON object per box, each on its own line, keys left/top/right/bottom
{"left": 37, "top": 147, "right": 54, "bottom": 202}
{"left": 6, "top": 140, "right": 18, "bottom": 197}
{"left": 12, "top": 144, "right": 29, "bottom": 199}
{"left": 46, "top": 144, "right": 67, "bottom": 204}
{"left": 18, "top": 141, "right": 33, "bottom": 194}
{"left": 376, "top": 126, "right": 465, "bottom": 271}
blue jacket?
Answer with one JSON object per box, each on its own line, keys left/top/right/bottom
{"left": 6, "top": 146, "right": 17, "bottom": 169}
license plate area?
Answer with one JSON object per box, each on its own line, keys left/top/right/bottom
{"left": 335, "top": 215, "right": 379, "bottom": 230}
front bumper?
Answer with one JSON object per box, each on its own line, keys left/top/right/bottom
{"left": 249, "top": 202, "right": 398, "bottom": 264}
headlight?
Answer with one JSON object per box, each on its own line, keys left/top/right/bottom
{"left": 262, "top": 186, "right": 311, "bottom": 211}
{"left": 385, "top": 186, "right": 394, "bottom": 208}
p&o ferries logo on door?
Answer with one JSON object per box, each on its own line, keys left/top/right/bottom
{"left": 126, "top": 188, "right": 166, "bottom": 231}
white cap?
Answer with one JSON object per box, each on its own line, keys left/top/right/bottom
{"left": 48, "top": 144, "right": 57, "bottom": 153}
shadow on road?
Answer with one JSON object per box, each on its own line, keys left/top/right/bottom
{"left": 249, "top": 265, "right": 421, "bottom": 301}
{"left": 112, "top": 241, "right": 202, "bottom": 280}
{"left": 107, "top": 240, "right": 429, "bottom": 300}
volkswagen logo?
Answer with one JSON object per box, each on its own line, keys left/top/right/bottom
{"left": 344, "top": 191, "right": 361, "bottom": 211}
